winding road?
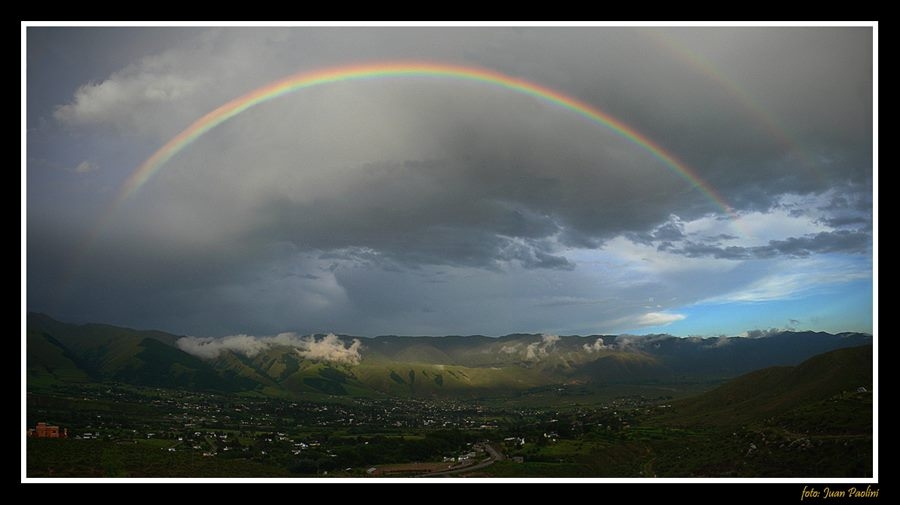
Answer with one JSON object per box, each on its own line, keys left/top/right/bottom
{"left": 418, "top": 443, "right": 504, "bottom": 477}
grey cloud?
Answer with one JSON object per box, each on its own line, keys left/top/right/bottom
{"left": 71, "top": 161, "right": 97, "bottom": 174}
{"left": 56, "top": 72, "right": 202, "bottom": 129}
{"left": 177, "top": 332, "right": 363, "bottom": 364}
{"left": 744, "top": 328, "right": 784, "bottom": 339}
{"left": 524, "top": 334, "right": 560, "bottom": 361}
{"left": 293, "top": 333, "right": 363, "bottom": 365}
{"left": 766, "top": 230, "right": 871, "bottom": 256}
{"left": 583, "top": 337, "right": 608, "bottom": 353}
{"left": 249, "top": 172, "right": 574, "bottom": 271}
{"left": 499, "top": 242, "right": 574, "bottom": 271}
{"left": 27, "top": 26, "right": 874, "bottom": 336}
{"left": 627, "top": 218, "right": 685, "bottom": 246}
{"left": 820, "top": 216, "right": 870, "bottom": 228}
{"left": 653, "top": 221, "right": 686, "bottom": 242}
{"left": 668, "top": 230, "right": 871, "bottom": 260}
{"left": 80, "top": 30, "right": 872, "bottom": 261}
{"left": 656, "top": 241, "right": 676, "bottom": 252}
{"left": 676, "top": 242, "right": 756, "bottom": 260}
{"left": 175, "top": 334, "right": 270, "bottom": 359}
{"left": 499, "top": 344, "right": 520, "bottom": 354}
{"left": 534, "top": 297, "right": 612, "bottom": 308}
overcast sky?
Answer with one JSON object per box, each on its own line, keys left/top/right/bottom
{"left": 25, "top": 24, "right": 874, "bottom": 338}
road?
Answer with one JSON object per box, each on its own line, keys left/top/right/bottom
{"left": 483, "top": 443, "right": 505, "bottom": 461}
{"left": 418, "top": 443, "right": 504, "bottom": 477}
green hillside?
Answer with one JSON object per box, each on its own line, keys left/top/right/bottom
{"left": 25, "top": 313, "right": 873, "bottom": 401}
{"left": 484, "top": 345, "right": 873, "bottom": 477}
{"left": 665, "top": 344, "right": 872, "bottom": 426}
{"left": 27, "top": 313, "right": 245, "bottom": 392}
{"left": 28, "top": 313, "right": 179, "bottom": 375}
{"left": 27, "top": 330, "right": 91, "bottom": 386}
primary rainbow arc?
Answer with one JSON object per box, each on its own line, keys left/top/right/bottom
{"left": 117, "top": 61, "right": 735, "bottom": 216}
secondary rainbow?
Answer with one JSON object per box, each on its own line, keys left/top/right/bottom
{"left": 116, "top": 61, "right": 735, "bottom": 215}
{"left": 644, "top": 29, "right": 819, "bottom": 180}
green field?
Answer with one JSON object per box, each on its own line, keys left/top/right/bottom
{"left": 27, "top": 439, "right": 292, "bottom": 477}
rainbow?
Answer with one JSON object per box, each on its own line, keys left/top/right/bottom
{"left": 116, "top": 61, "right": 735, "bottom": 215}
{"left": 644, "top": 29, "right": 820, "bottom": 180}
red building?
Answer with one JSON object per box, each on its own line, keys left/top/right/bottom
{"left": 28, "top": 422, "right": 67, "bottom": 438}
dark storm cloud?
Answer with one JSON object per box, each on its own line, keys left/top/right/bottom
{"left": 627, "top": 219, "right": 686, "bottom": 246}
{"left": 821, "top": 216, "right": 870, "bottom": 228}
{"left": 252, "top": 181, "right": 573, "bottom": 271}
{"left": 673, "top": 229, "right": 871, "bottom": 260}
{"left": 539, "top": 28, "right": 873, "bottom": 213}
{"left": 26, "top": 26, "right": 874, "bottom": 335}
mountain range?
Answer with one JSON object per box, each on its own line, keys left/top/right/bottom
{"left": 26, "top": 313, "right": 872, "bottom": 398}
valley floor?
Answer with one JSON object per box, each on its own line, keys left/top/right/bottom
{"left": 25, "top": 379, "right": 872, "bottom": 478}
